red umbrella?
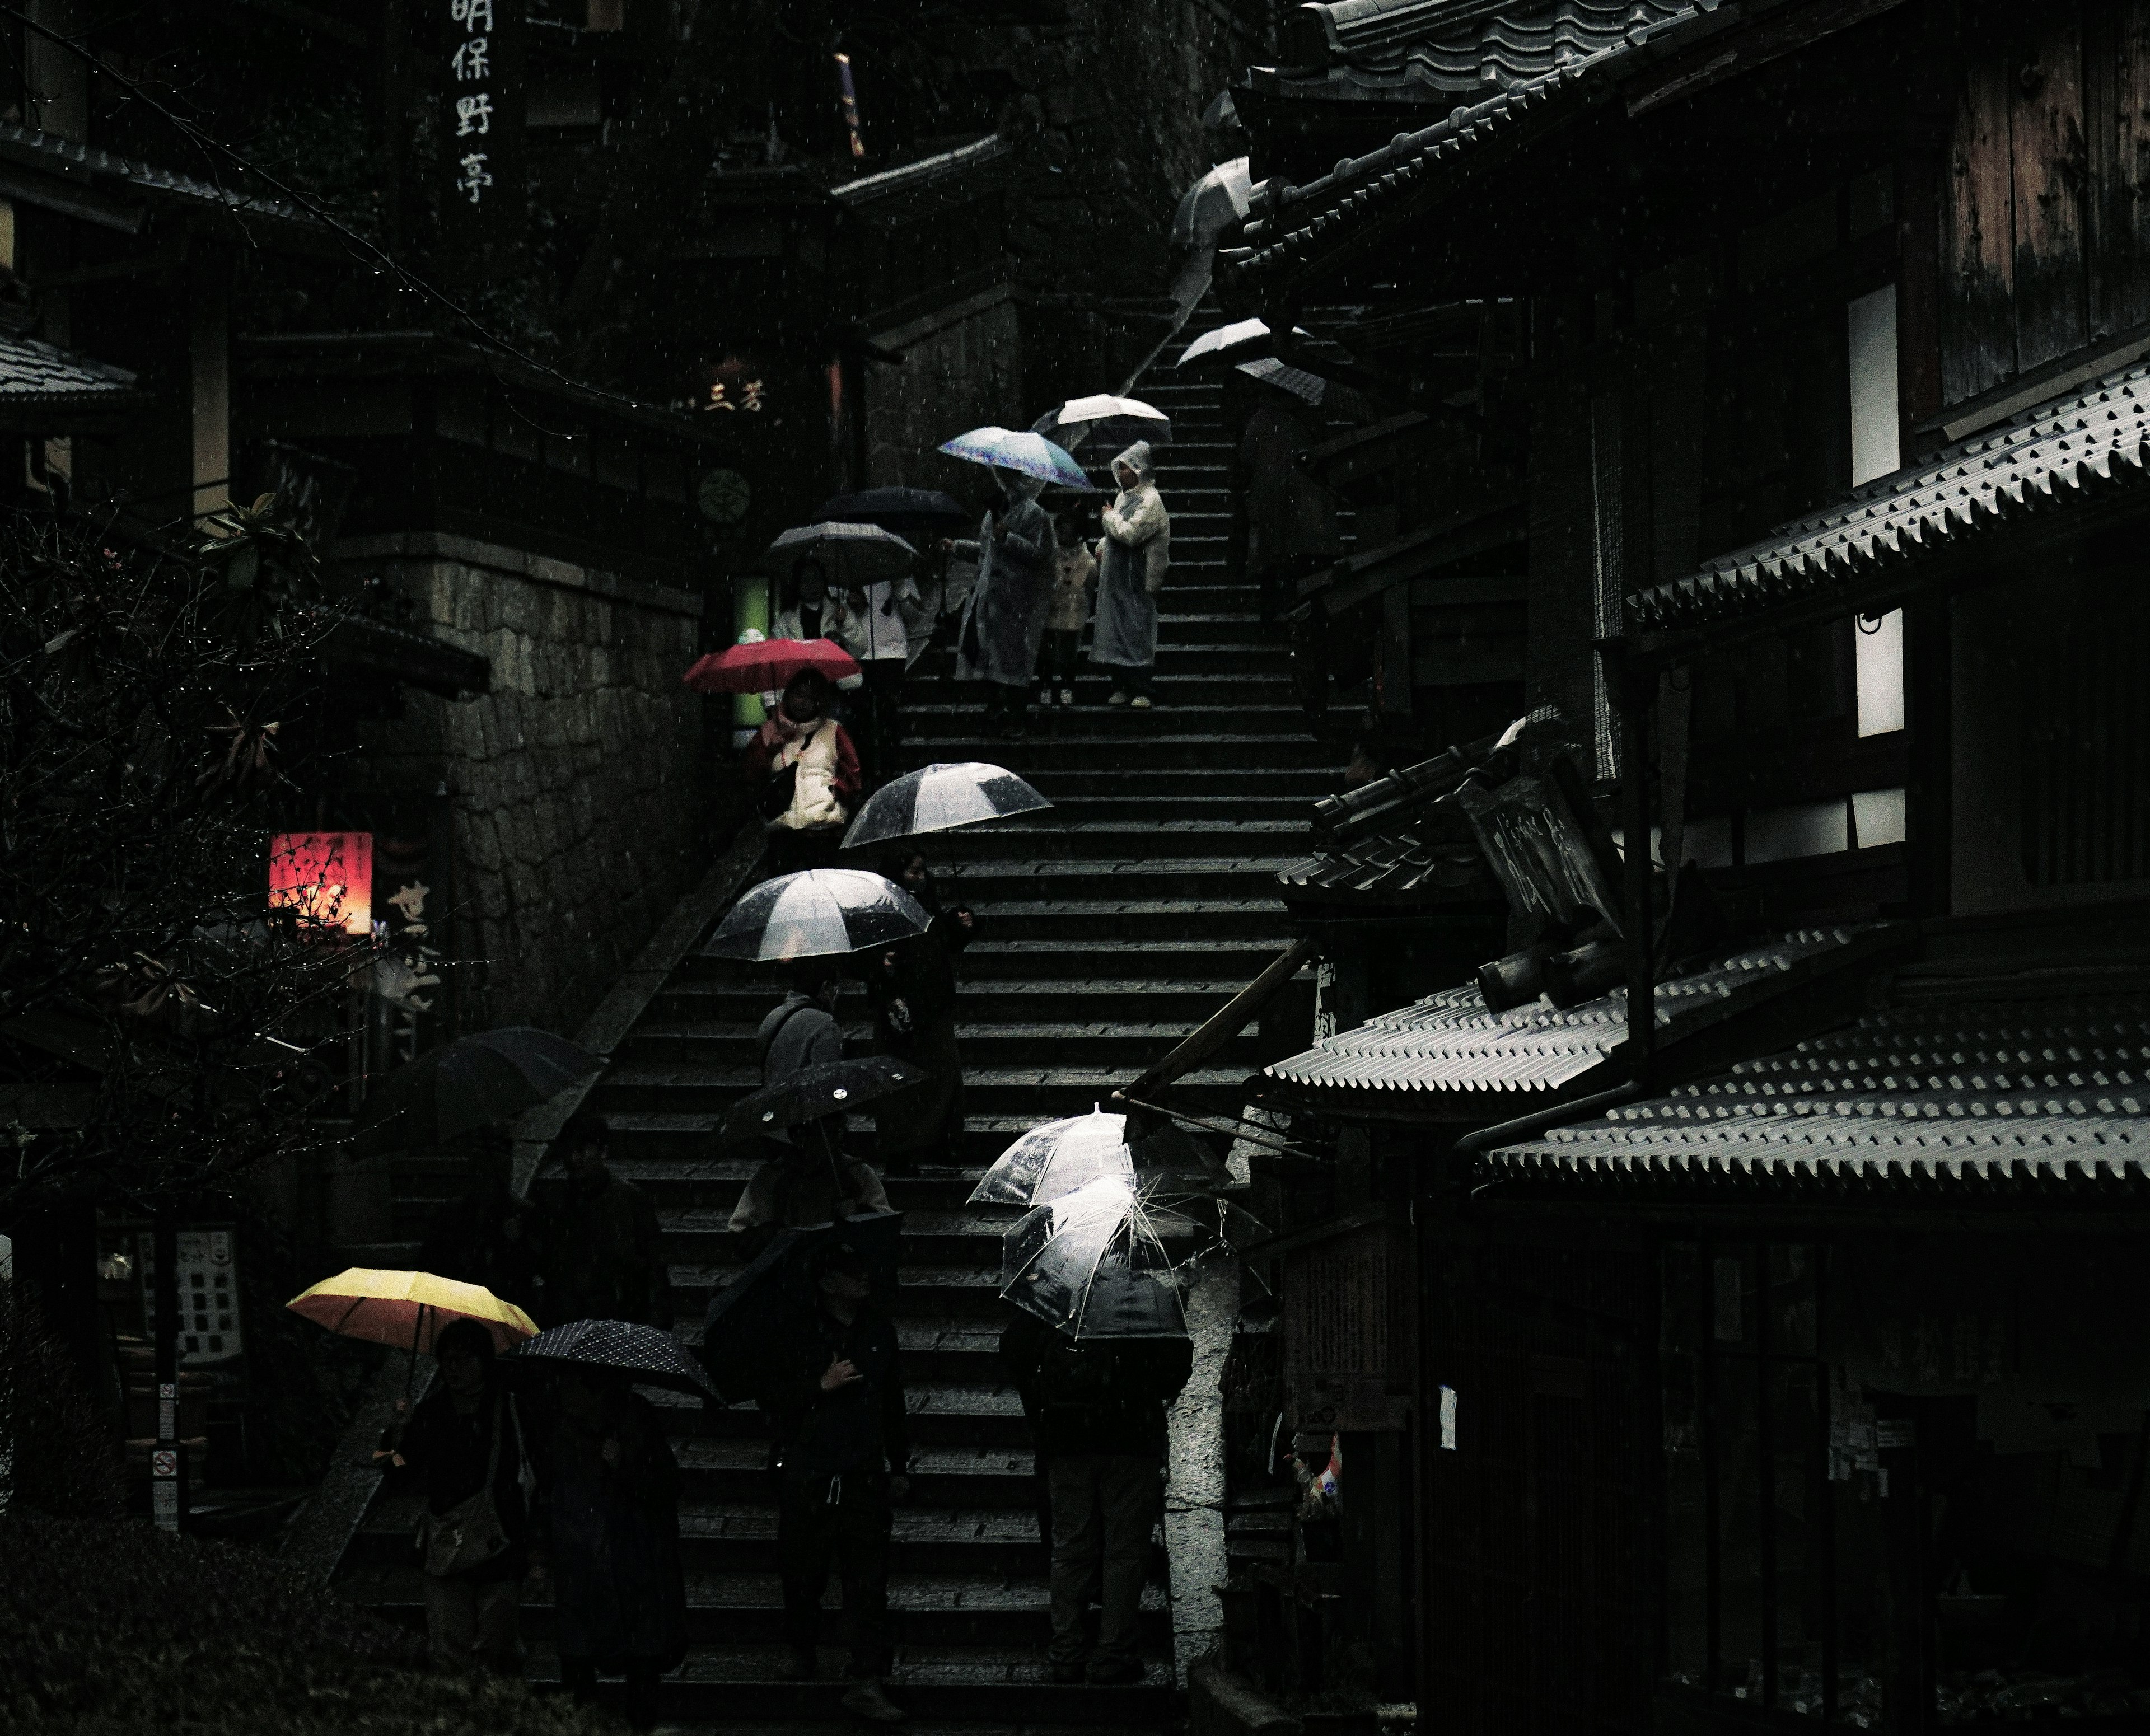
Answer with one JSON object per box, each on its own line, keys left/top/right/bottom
{"left": 684, "top": 637, "right": 861, "bottom": 695}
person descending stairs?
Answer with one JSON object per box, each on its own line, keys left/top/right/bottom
{"left": 333, "top": 306, "right": 1340, "bottom": 1734}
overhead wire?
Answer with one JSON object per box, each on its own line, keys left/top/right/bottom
{"left": 0, "top": 1, "right": 698, "bottom": 431}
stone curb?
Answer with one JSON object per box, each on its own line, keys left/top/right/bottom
{"left": 1189, "top": 1660, "right": 1303, "bottom": 1736}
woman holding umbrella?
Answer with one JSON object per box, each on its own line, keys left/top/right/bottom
{"left": 743, "top": 670, "right": 864, "bottom": 876}
{"left": 386, "top": 1318, "right": 541, "bottom": 1677}
{"left": 945, "top": 469, "right": 1057, "bottom": 740}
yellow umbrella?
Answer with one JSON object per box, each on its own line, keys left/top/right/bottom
{"left": 287, "top": 1267, "right": 538, "bottom": 1356}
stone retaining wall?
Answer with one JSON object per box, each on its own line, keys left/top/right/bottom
{"left": 335, "top": 532, "right": 711, "bottom": 1038}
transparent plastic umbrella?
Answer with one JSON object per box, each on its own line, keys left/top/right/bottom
{"left": 705, "top": 869, "right": 931, "bottom": 961}
{"left": 843, "top": 761, "right": 1051, "bottom": 849}
{"left": 970, "top": 1108, "right": 1134, "bottom": 1206}
{"left": 999, "top": 1177, "right": 1186, "bottom": 1339}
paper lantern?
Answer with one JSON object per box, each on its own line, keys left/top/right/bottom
{"left": 268, "top": 832, "right": 373, "bottom": 936}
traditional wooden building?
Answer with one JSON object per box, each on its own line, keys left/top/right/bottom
{"left": 1212, "top": 2, "right": 2150, "bottom": 1730}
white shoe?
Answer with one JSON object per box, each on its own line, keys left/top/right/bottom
{"left": 1059, "top": 688, "right": 1076, "bottom": 707}
{"left": 841, "top": 1679, "right": 908, "bottom": 1723}
{"left": 1107, "top": 691, "right": 1128, "bottom": 706}
{"left": 1130, "top": 695, "right": 1152, "bottom": 709}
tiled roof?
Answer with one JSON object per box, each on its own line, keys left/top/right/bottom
{"left": 1629, "top": 359, "right": 2150, "bottom": 637}
{"left": 1232, "top": 1, "right": 1714, "bottom": 286}
{"left": 1486, "top": 993, "right": 2150, "bottom": 1195}
{"left": 1276, "top": 822, "right": 1489, "bottom": 905}
{"left": 0, "top": 125, "right": 320, "bottom": 231}
{"left": 1267, "top": 0, "right": 1695, "bottom": 103}
{"left": 1265, "top": 925, "right": 1882, "bottom": 1094}
{"left": 0, "top": 329, "right": 143, "bottom": 409}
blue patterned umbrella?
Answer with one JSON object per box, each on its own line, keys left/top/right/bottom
{"left": 937, "top": 425, "right": 1095, "bottom": 490}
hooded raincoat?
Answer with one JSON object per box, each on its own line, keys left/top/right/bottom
{"left": 954, "top": 472, "right": 1057, "bottom": 689}
{"left": 1091, "top": 442, "right": 1170, "bottom": 672}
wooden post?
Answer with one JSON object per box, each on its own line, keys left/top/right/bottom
{"left": 1602, "top": 639, "right": 1655, "bottom": 1060}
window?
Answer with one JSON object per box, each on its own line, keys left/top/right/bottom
{"left": 1848, "top": 287, "right": 1905, "bottom": 738}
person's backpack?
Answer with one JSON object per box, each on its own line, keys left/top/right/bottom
{"left": 1039, "top": 1331, "right": 1116, "bottom": 1410}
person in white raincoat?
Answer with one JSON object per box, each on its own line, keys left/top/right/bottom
{"left": 946, "top": 470, "right": 1057, "bottom": 738}
{"left": 844, "top": 568, "right": 927, "bottom": 785}
{"left": 1090, "top": 442, "right": 1170, "bottom": 708}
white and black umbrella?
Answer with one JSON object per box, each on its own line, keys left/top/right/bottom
{"left": 1169, "top": 156, "right": 1255, "bottom": 251}
{"left": 705, "top": 868, "right": 931, "bottom": 961}
{"left": 754, "top": 521, "right": 919, "bottom": 586}
{"left": 999, "top": 1177, "right": 1186, "bottom": 1340}
{"left": 1177, "top": 316, "right": 1310, "bottom": 371}
{"left": 506, "top": 1318, "right": 716, "bottom": 1399}
{"left": 843, "top": 761, "right": 1051, "bottom": 849}
{"left": 1031, "top": 394, "right": 1172, "bottom": 454}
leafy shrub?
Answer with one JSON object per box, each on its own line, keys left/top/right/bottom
{"left": 0, "top": 1513, "right": 617, "bottom": 1736}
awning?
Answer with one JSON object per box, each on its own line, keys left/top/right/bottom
{"left": 0, "top": 329, "right": 150, "bottom": 430}
{"left": 1484, "top": 991, "right": 2150, "bottom": 1201}
{"left": 1628, "top": 358, "right": 2150, "bottom": 653}
{"left": 1263, "top": 924, "right": 1908, "bottom": 1113}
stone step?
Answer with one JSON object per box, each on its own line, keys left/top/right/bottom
{"left": 596, "top": 1063, "right": 1253, "bottom": 1119}
{"left": 900, "top": 733, "right": 1335, "bottom": 771}
{"left": 1003, "top": 765, "right": 1336, "bottom": 798}
{"left": 849, "top": 817, "right": 1308, "bottom": 860}
{"left": 654, "top": 975, "right": 1272, "bottom": 1024}
{"left": 340, "top": 1564, "right": 1170, "bottom": 1650}
{"left": 901, "top": 703, "right": 1308, "bottom": 740}
{"left": 623, "top": 1021, "right": 1266, "bottom": 1074}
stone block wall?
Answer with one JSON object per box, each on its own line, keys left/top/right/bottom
{"left": 336, "top": 533, "right": 712, "bottom": 1038}
{"left": 864, "top": 288, "right": 1023, "bottom": 494}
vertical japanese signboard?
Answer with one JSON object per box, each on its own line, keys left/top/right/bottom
{"left": 441, "top": 0, "right": 522, "bottom": 260}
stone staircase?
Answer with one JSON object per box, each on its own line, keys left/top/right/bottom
{"left": 333, "top": 308, "right": 1335, "bottom": 1733}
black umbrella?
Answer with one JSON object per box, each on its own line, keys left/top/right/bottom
{"left": 354, "top": 1026, "right": 602, "bottom": 1152}
{"left": 507, "top": 1318, "right": 716, "bottom": 1398}
{"left": 813, "top": 486, "right": 974, "bottom": 541}
{"left": 718, "top": 1056, "right": 931, "bottom": 1146}
{"left": 699, "top": 1211, "right": 905, "bottom": 1400}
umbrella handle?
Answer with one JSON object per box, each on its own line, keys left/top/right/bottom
{"left": 405, "top": 1302, "right": 424, "bottom": 1404}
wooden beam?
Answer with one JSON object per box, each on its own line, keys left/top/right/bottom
{"left": 1121, "top": 935, "right": 1319, "bottom": 1099}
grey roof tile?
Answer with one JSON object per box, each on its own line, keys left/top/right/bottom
{"left": 1486, "top": 992, "right": 2150, "bottom": 1191}
{"left": 0, "top": 329, "right": 141, "bottom": 406}
{"left": 0, "top": 124, "right": 319, "bottom": 229}
{"left": 1264, "top": 925, "right": 1876, "bottom": 1093}
{"left": 1629, "top": 358, "right": 2150, "bottom": 635}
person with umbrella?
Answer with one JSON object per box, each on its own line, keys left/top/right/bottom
{"left": 863, "top": 848, "right": 973, "bottom": 1176}
{"left": 1090, "top": 442, "right": 1171, "bottom": 710}
{"left": 743, "top": 670, "right": 864, "bottom": 876}
{"left": 418, "top": 1129, "right": 546, "bottom": 1319}
{"left": 535, "top": 1360, "right": 688, "bottom": 1732}
{"left": 768, "top": 556, "right": 867, "bottom": 685}
{"left": 763, "top": 1237, "right": 912, "bottom": 1723}
{"left": 945, "top": 469, "right": 1056, "bottom": 740}
{"left": 537, "top": 1115, "right": 672, "bottom": 1331}
{"left": 384, "top": 1317, "right": 543, "bottom": 1677}
{"left": 999, "top": 1308, "right": 1191, "bottom": 1686}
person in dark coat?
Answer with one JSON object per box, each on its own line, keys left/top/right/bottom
{"left": 1000, "top": 1311, "right": 1193, "bottom": 1685}
{"left": 539, "top": 1364, "right": 688, "bottom": 1733}
{"left": 763, "top": 1239, "right": 912, "bottom": 1724}
{"left": 540, "top": 1117, "right": 672, "bottom": 1330}
{"left": 385, "top": 1318, "right": 539, "bottom": 1676}
{"left": 418, "top": 1133, "right": 545, "bottom": 1317}
{"left": 864, "top": 848, "right": 974, "bottom": 1176}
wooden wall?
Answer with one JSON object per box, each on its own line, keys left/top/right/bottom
{"left": 1942, "top": 1, "right": 2150, "bottom": 404}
